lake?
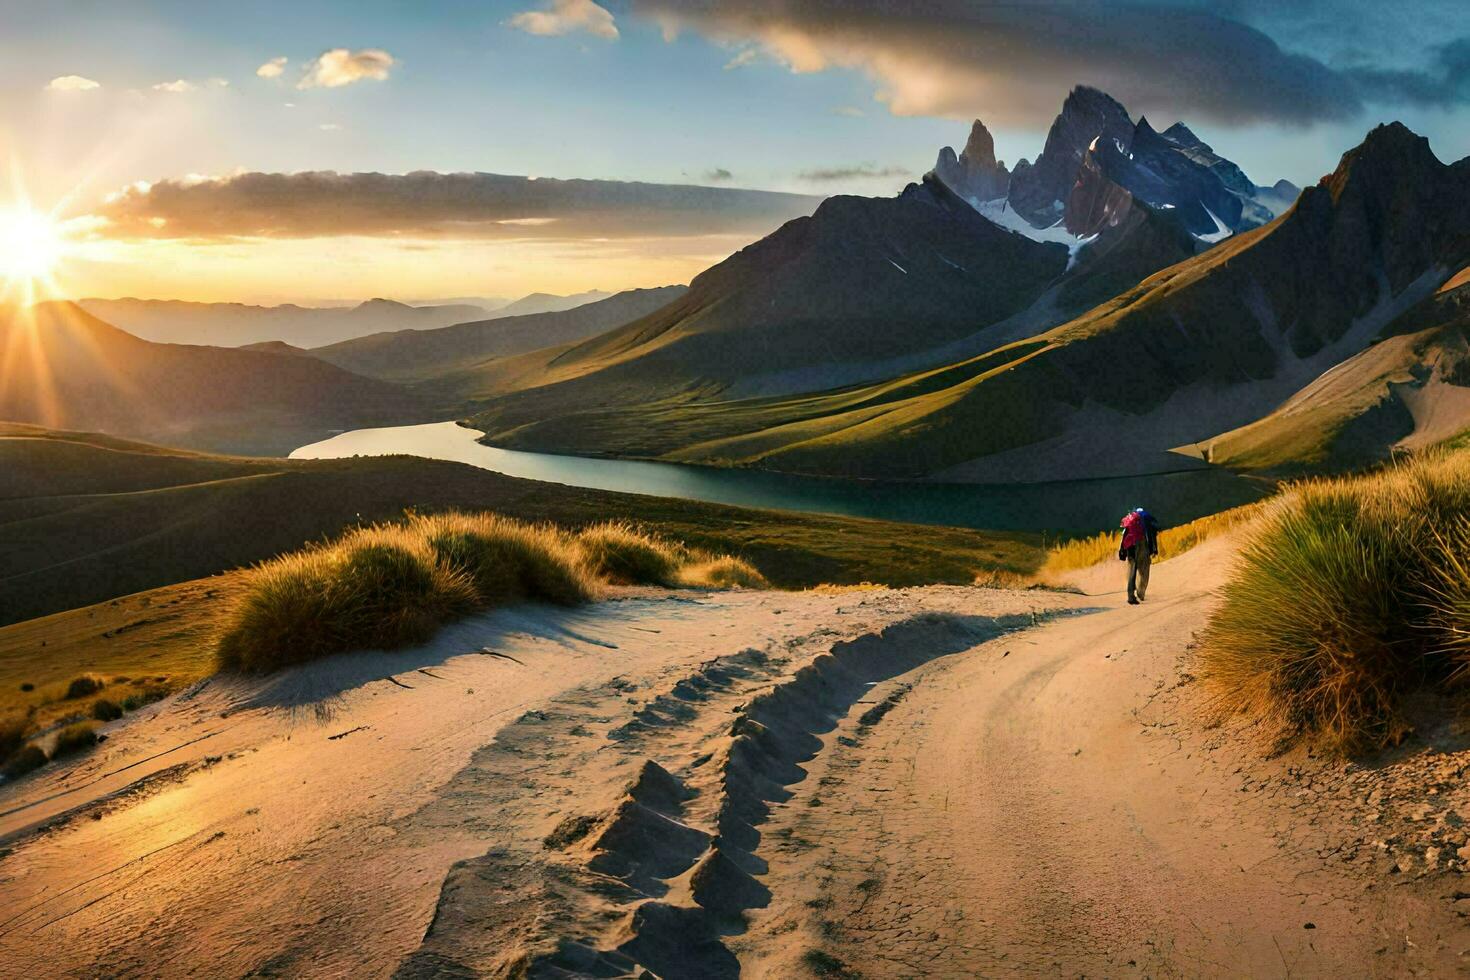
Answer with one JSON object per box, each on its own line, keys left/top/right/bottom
{"left": 292, "top": 421, "right": 1268, "bottom": 533}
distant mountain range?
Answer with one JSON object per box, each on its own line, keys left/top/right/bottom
{"left": 935, "top": 86, "right": 1300, "bottom": 242}
{"left": 12, "top": 88, "right": 1470, "bottom": 487}
{"left": 457, "top": 116, "right": 1469, "bottom": 482}
{"left": 77, "top": 289, "right": 617, "bottom": 349}
{"left": 485, "top": 290, "right": 613, "bottom": 319}
{"left": 308, "top": 286, "right": 687, "bottom": 393}
{"left": 0, "top": 302, "right": 430, "bottom": 455}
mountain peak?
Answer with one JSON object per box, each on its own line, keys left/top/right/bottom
{"left": 354, "top": 298, "right": 413, "bottom": 313}
{"left": 961, "top": 120, "right": 999, "bottom": 169}
{"left": 1323, "top": 122, "right": 1441, "bottom": 202}
{"left": 932, "top": 118, "right": 1009, "bottom": 202}
{"left": 1062, "top": 85, "right": 1130, "bottom": 120}
{"left": 1008, "top": 85, "right": 1136, "bottom": 224}
{"left": 1357, "top": 121, "right": 1437, "bottom": 164}
{"left": 1161, "top": 122, "right": 1202, "bottom": 148}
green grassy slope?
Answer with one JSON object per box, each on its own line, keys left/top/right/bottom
{"left": 455, "top": 178, "right": 1074, "bottom": 417}
{"left": 0, "top": 426, "right": 1041, "bottom": 626}
{"left": 1198, "top": 277, "right": 1470, "bottom": 472}
{"left": 466, "top": 125, "right": 1470, "bottom": 483}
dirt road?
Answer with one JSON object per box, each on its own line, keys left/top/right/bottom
{"left": 735, "top": 536, "right": 1468, "bottom": 977}
{"left": 1, "top": 538, "right": 1465, "bottom": 977}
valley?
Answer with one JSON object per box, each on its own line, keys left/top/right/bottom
{"left": 3, "top": 13, "right": 1470, "bottom": 972}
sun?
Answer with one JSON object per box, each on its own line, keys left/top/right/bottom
{"left": 0, "top": 206, "right": 64, "bottom": 282}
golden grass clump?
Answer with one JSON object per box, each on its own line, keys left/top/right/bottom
{"left": 52, "top": 722, "right": 99, "bottom": 758}
{"left": 1201, "top": 451, "right": 1470, "bottom": 754}
{"left": 2, "top": 744, "right": 47, "bottom": 778}
{"left": 216, "top": 511, "right": 766, "bottom": 673}
{"left": 676, "top": 555, "right": 769, "bottom": 589}
{"left": 64, "top": 673, "right": 104, "bottom": 700}
{"left": 576, "top": 520, "right": 686, "bottom": 585}
{"left": 414, "top": 512, "right": 597, "bottom": 604}
{"left": 0, "top": 713, "right": 27, "bottom": 763}
{"left": 217, "top": 525, "right": 479, "bottom": 673}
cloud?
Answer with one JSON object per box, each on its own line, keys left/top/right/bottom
{"left": 724, "top": 48, "right": 758, "bottom": 70}
{"left": 797, "top": 164, "right": 909, "bottom": 182}
{"left": 91, "top": 170, "right": 822, "bottom": 242}
{"left": 151, "top": 77, "right": 228, "bottom": 93}
{"left": 298, "top": 48, "right": 395, "bottom": 89}
{"left": 1340, "top": 38, "right": 1470, "bottom": 109}
{"left": 319, "top": 123, "right": 343, "bottom": 131}
{"left": 509, "top": 0, "right": 619, "bottom": 40}
{"left": 831, "top": 105, "right": 865, "bottom": 117}
{"left": 629, "top": 0, "right": 1469, "bottom": 127}
{"left": 256, "top": 57, "right": 288, "bottom": 79}
{"left": 46, "top": 75, "right": 101, "bottom": 92}
{"left": 704, "top": 168, "right": 734, "bottom": 181}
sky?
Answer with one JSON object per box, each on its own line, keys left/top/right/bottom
{"left": 2, "top": 0, "right": 1467, "bottom": 305}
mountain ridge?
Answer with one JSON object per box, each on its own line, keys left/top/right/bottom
{"left": 460, "top": 120, "right": 1469, "bottom": 483}
{"left": 0, "top": 302, "right": 430, "bottom": 455}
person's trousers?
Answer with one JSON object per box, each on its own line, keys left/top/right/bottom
{"left": 1128, "top": 548, "right": 1152, "bottom": 601}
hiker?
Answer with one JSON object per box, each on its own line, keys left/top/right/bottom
{"left": 1118, "top": 507, "right": 1160, "bottom": 605}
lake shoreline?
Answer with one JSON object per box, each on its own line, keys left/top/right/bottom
{"left": 293, "top": 421, "right": 1272, "bottom": 533}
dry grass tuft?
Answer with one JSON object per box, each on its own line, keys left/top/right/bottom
{"left": 91, "top": 699, "right": 124, "bottom": 722}
{"left": 2, "top": 743, "right": 47, "bottom": 778}
{"left": 973, "top": 568, "right": 1036, "bottom": 589}
{"left": 676, "top": 555, "right": 769, "bottom": 589}
{"left": 217, "top": 525, "right": 480, "bottom": 673}
{"left": 1201, "top": 451, "right": 1470, "bottom": 754}
{"left": 0, "top": 712, "right": 27, "bottom": 763}
{"left": 414, "top": 512, "right": 597, "bottom": 604}
{"left": 576, "top": 521, "right": 685, "bottom": 586}
{"left": 1427, "top": 518, "right": 1470, "bottom": 675}
{"left": 216, "top": 511, "right": 765, "bottom": 673}
{"left": 52, "top": 722, "right": 98, "bottom": 758}
{"left": 64, "top": 673, "right": 104, "bottom": 700}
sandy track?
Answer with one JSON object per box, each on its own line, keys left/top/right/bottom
{"left": 737, "top": 537, "right": 1469, "bottom": 978}
{"left": 0, "top": 586, "right": 1073, "bottom": 978}
{"left": 1, "top": 544, "right": 1466, "bottom": 978}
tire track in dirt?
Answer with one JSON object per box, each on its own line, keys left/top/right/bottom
{"left": 393, "top": 611, "right": 1052, "bottom": 978}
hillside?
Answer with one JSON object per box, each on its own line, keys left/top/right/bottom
{"left": 1196, "top": 273, "right": 1470, "bottom": 470}
{"left": 486, "top": 289, "right": 611, "bottom": 319}
{"left": 0, "top": 302, "right": 428, "bottom": 455}
{"left": 0, "top": 424, "right": 1039, "bottom": 626}
{"left": 308, "top": 285, "right": 687, "bottom": 385}
{"left": 78, "top": 296, "right": 492, "bottom": 348}
{"left": 464, "top": 123, "right": 1469, "bottom": 483}
{"left": 458, "top": 171, "right": 1200, "bottom": 445}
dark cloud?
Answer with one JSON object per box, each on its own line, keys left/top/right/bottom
{"left": 94, "top": 171, "right": 821, "bottom": 241}
{"left": 632, "top": 0, "right": 1469, "bottom": 127}
{"left": 704, "top": 167, "right": 734, "bottom": 181}
{"left": 1342, "top": 39, "right": 1470, "bottom": 109}
{"left": 797, "top": 164, "right": 909, "bottom": 182}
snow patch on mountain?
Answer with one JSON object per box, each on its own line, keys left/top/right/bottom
{"left": 1198, "top": 205, "right": 1233, "bottom": 244}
